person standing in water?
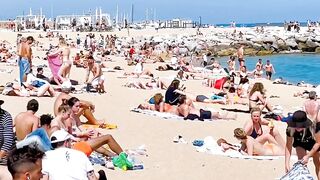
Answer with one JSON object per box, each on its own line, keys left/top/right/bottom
{"left": 237, "top": 44, "right": 245, "bottom": 68}
{"left": 265, "top": 60, "right": 275, "bottom": 80}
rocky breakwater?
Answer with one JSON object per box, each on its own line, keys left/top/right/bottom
{"left": 201, "top": 27, "right": 320, "bottom": 57}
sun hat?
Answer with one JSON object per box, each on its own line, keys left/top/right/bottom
{"left": 287, "top": 110, "right": 313, "bottom": 128}
{"left": 50, "top": 129, "right": 73, "bottom": 144}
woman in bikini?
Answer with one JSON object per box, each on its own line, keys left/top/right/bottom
{"left": 285, "top": 111, "right": 320, "bottom": 178}
{"left": 49, "top": 38, "right": 71, "bottom": 81}
{"left": 243, "top": 107, "right": 285, "bottom": 148}
{"left": 234, "top": 128, "right": 284, "bottom": 156}
{"left": 153, "top": 93, "right": 179, "bottom": 115}
{"left": 248, "top": 82, "right": 272, "bottom": 112}
{"left": 59, "top": 98, "right": 124, "bottom": 157}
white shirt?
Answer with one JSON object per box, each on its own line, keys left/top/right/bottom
{"left": 42, "top": 147, "right": 94, "bottom": 180}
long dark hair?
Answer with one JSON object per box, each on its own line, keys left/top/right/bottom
{"left": 62, "top": 97, "right": 80, "bottom": 107}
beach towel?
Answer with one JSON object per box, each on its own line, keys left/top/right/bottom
{"left": 81, "top": 124, "right": 117, "bottom": 130}
{"left": 131, "top": 108, "right": 183, "bottom": 120}
{"left": 195, "top": 136, "right": 296, "bottom": 161}
{"left": 47, "top": 54, "right": 62, "bottom": 80}
{"left": 280, "top": 161, "right": 314, "bottom": 180}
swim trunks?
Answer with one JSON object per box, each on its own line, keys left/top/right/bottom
{"left": 72, "top": 141, "right": 93, "bottom": 157}
{"left": 266, "top": 71, "right": 272, "bottom": 77}
{"left": 18, "top": 57, "right": 30, "bottom": 85}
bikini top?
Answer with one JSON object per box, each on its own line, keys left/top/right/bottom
{"left": 250, "top": 123, "right": 262, "bottom": 139}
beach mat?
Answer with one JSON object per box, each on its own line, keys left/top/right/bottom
{"left": 131, "top": 108, "right": 184, "bottom": 120}
{"left": 195, "top": 136, "right": 297, "bottom": 161}
{"left": 81, "top": 124, "right": 118, "bottom": 129}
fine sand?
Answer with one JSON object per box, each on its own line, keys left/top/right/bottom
{"left": 0, "top": 28, "right": 317, "bottom": 180}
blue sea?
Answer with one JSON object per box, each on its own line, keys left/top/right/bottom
{"left": 218, "top": 54, "right": 320, "bottom": 85}
{"left": 215, "top": 22, "right": 308, "bottom": 28}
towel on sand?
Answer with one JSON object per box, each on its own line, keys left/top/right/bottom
{"left": 195, "top": 136, "right": 297, "bottom": 161}
{"left": 131, "top": 108, "right": 183, "bottom": 120}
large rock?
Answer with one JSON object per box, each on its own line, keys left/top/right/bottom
{"left": 256, "top": 50, "right": 274, "bottom": 56}
{"left": 285, "top": 38, "right": 298, "bottom": 49}
{"left": 276, "top": 39, "right": 289, "bottom": 51}
{"left": 315, "top": 47, "right": 320, "bottom": 53}
{"left": 262, "top": 36, "right": 276, "bottom": 44}
{"left": 244, "top": 48, "right": 258, "bottom": 56}
{"left": 306, "top": 39, "right": 320, "bottom": 48}
{"left": 312, "top": 36, "right": 320, "bottom": 43}
{"left": 298, "top": 42, "right": 308, "bottom": 51}
{"left": 295, "top": 36, "right": 308, "bottom": 43}
{"left": 216, "top": 48, "right": 237, "bottom": 56}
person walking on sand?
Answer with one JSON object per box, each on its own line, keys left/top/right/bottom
{"left": 18, "top": 36, "right": 34, "bottom": 86}
{"left": 237, "top": 44, "right": 245, "bottom": 68}
{"left": 265, "top": 60, "right": 275, "bottom": 80}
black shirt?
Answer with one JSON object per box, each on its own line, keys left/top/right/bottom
{"left": 165, "top": 87, "right": 180, "bottom": 105}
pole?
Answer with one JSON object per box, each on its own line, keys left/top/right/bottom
{"left": 131, "top": 4, "right": 134, "bottom": 23}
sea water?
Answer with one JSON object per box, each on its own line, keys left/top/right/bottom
{"left": 218, "top": 54, "right": 320, "bottom": 85}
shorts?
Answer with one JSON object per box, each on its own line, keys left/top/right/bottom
{"left": 18, "top": 57, "right": 30, "bottom": 84}
{"left": 199, "top": 109, "right": 212, "bottom": 119}
{"left": 292, "top": 141, "right": 315, "bottom": 151}
{"left": 92, "top": 75, "right": 105, "bottom": 87}
{"left": 266, "top": 71, "right": 272, "bottom": 77}
{"left": 72, "top": 141, "right": 93, "bottom": 157}
{"left": 196, "top": 95, "right": 209, "bottom": 102}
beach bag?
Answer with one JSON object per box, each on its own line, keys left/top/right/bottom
{"left": 280, "top": 161, "right": 314, "bottom": 180}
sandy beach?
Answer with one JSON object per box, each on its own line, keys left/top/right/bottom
{"left": 0, "top": 28, "right": 319, "bottom": 180}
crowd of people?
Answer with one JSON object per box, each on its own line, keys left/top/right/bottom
{"left": 0, "top": 29, "right": 319, "bottom": 180}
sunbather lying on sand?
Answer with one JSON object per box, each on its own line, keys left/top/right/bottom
{"left": 137, "top": 93, "right": 179, "bottom": 115}
{"left": 124, "top": 77, "right": 167, "bottom": 90}
{"left": 177, "top": 95, "right": 237, "bottom": 120}
{"left": 233, "top": 128, "right": 285, "bottom": 156}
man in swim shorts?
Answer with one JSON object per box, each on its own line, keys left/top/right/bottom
{"left": 85, "top": 55, "right": 105, "bottom": 93}
{"left": 18, "top": 36, "right": 34, "bottom": 86}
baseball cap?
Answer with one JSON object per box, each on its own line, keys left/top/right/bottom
{"left": 50, "top": 129, "right": 74, "bottom": 144}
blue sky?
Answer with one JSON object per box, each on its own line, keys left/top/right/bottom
{"left": 0, "top": 0, "right": 319, "bottom": 24}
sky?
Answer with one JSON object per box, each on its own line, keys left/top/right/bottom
{"left": 0, "top": 0, "right": 319, "bottom": 24}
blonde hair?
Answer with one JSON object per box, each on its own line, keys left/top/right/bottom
{"left": 153, "top": 93, "right": 164, "bottom": 105}
{"left": 57, "top": 104, "right": 71, "bottom": 114}
{"left": 250, "top": 107, "right": 262, "bottom": 115}
{"left": 287, "top": 126, "right": 315, "bottom": 141}
{"left": 234, "top": 128, "right": 247, "bottom": 140}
